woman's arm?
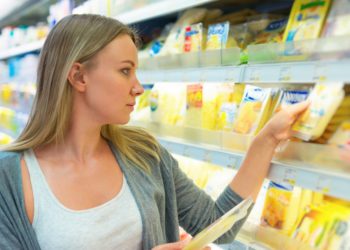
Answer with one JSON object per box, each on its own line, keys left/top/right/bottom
{"left": 230, "top": 101, "right": 309, "bottom": 200}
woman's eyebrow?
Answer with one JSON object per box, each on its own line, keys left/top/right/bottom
{"left": 119, "top": 60, "right": 135, "bottom": 67}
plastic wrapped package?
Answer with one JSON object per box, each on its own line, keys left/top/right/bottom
{"left": 261, "top": 182, "right": 302, "bottom": 235}
{"left": 233, "top": 85, "right": 271, "bottom": 135}
{"left": 206, "top": 22, "right": 232, "bottom": 50}
{"left": 273, "top": 88, "right": 310, "bottom": 114}
{"left": 250, "top": 17, "right": 288, "bottom": 45}
{"left": 293, "top": 83, "right": 345, "bottom": 141}
{"left": 183, "top": 23, "right": 206, "bottom": 52}
{"left": 283, "top": 0, "right": 332, "bottom": 42}
{"left": 160, "top": 8, "right": 208, "bottom": 55}
{"left": 185, "top": 83, "right": 203, "bottom": 128}
{"left": 216, "top": 83, "right": 244, "bottom": 131}
{"left": 149, "top": 83, "right": 186, "bottom": 125}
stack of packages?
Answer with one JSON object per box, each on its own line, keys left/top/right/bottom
{"left": 261, "top": 182, "right": 350, "bottom": 249}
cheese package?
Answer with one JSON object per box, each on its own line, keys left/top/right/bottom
{"left": 206, "top": 22, "right": 231, "bottom": 50}
{"left": 283, "top": 0, "right": 332, "bottom": 42}
{"left": 293, "top": 83, "right": 345, "bottom": 141}
{"left": 160, "top": 8, "right": 208, "bottom": 55}
{"left": 217, "top": 83, "right": 245, "bottom": 131}
{"left": 273, "top": 89, "right": 310, "bottom": 114}
{"left": 185, "top": 83, "right": 203, "bottom": 128}
{"left": 233, "top": 85, "right": 271, "bottom": 135}
{"left": 183, "top": 23, "right": 205, "bottom": 52}
{"left": 261, "top": 182, "right": 302, "bottom": 234}
{"left": 292, "top": 203, "right": 350, "bottom": 249}
{"left": 322, "top": 0, "right": 350, "bottom": 37}
{"left": 252, "top": 18, "right": 288, "bottom": 44}
{"left": 201, "top": 83, "right": 220, "bottom": 130}
{"left": 149, "top": 83, "right": 186, "bottom": 125}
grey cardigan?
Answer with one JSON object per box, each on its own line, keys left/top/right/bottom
{"left": 0, "top": 145, "right": 248, "bottom": 250}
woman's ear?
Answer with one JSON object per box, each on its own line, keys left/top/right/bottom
{"left": 67, "top": 62, "right": 87, "bottom": 92}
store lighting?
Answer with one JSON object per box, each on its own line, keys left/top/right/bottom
{"left": 0, "top": 0, "right": 28, "bottom": 21}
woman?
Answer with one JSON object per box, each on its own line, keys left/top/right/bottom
{"left": 0, "top": 14, "right": 308, "bottom": 250}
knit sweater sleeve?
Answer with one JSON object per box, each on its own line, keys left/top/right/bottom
{"left": 159, "top": 146, "right": 251, "bottom": 244}
{"left": 0, "top": 152, "right": 41, "bottom": 250}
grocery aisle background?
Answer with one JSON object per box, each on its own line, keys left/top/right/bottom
{"left": 0, "top": 0, "right": 350, "bottom": 249}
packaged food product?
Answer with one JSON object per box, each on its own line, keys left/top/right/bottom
{"left": 322, "top": 0, "right": 350, "bottom": 37}
{"left": 261, "top": 182, "right": 302, "bottom": 234}
{"left": 273, "top": 89, "right": 310, "bottom": 113}
{"left": 206, "top": 22, "right": 230, "bottom": 50}
{"left": 283, "top": 0, "right": 332, "bottom": 42}
{"left": 215, "top": 83, "right": 245, "bottom": 131}
{"left": 233, "top": 85, "right": 271, "bottom": 135}
{"left": 251, "top": 18, "right": 288, "bottom": 45}
{"left": 184, "top": 23, "right": 205, "bottom": 52}
{"left": 185, "top": 83, "right": 203, "bottom": 128}
{"left": 149, "top": 83, "right": 186, "bottom": 125}
{"left": 293, "top": 83, "right": 345, "bottom": 141}
{"left": 160, "top": 9, "right": 208, "bottom": 55}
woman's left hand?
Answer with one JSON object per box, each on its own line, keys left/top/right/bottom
{"left": 259, "top": 101, "right": 310, "bottom": 144}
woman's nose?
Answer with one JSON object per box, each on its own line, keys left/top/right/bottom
{"left": 131, "top": 82, "right": 144, "bottom": 96}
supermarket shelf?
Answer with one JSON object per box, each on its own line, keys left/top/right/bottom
{"left": 0, "top": 40, "right": 44, "bottom": 60}
{"left": 0, "top": 127, "right": 18, "bottom": 139}
{"left": 158, "top": 137, "right": 350, "bottom": 201}
{"left": 130, "top": 121, "right": 350, "bottom": 201}
{"left": 138, "top": 59, "right": 350, "bottom": 83}
{"left": 116, "top": 0, "right": 216, "bottom": 24}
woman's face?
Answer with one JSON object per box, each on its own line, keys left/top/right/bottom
{"left": 83, "top": 34, "right": 143, "bottom": 125}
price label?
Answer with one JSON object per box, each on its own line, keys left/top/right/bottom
{"left": 249, "top": 68, "right": 261, "bottom": 82}
{"left": 203, "top": 150, "right": 212, "bottom": 163}
{"left": 225, "top": 69, "right": 237, "bottom": 82}
{"left": 162, "top": 71, "right": 169, "bottom": 82}
{"left": 183, "top": 146, "right": 190, "bottom": 157}
{"left": 200, "top": 71, "right": 208, "bottom": 82}
{"left": 226, "top": 155, "right": 238, "bottom": 169}
{"left": 279, "top": 67, "right": 292, "bottom": 81}
{"left": 315, "top": 177, "right": 331, "bottom": 194}
{"left": 283, "top": 169, "right": 296, "bottom": 185}
{"left": 182, "top": 71, "right": 189, "bottom": 82}
{"left": 313, "top": 65, "right": 327, "bottom": 81}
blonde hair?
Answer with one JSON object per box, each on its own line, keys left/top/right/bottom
{"left": 2, "top": 14, "right": 160, "bottom": 171}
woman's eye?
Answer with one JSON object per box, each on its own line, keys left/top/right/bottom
{"left": 121, "top": 68, "right": 131, "bottom": 76}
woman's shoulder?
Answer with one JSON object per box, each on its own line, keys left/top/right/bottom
{"left": 0, "top": 151, "right": 21, "bottom": 171}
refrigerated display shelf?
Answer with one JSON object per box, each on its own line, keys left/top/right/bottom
{"left": 138, "top": 59, "right": 350, "bottom": 83}
{"left": 129, "top": 120, "right": 350, "bottom": 201}
{"left": 0, "top": 40, "right": 44, "bottom": 60}
{"left": 116, "top": 0, "right": 216, "bottom": 24}
{"left": 157, "top": 136, "right": 350, "bottom": 201}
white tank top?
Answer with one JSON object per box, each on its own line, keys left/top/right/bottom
{"left": 23, "top": 149, "right": 143, "bottom": 250}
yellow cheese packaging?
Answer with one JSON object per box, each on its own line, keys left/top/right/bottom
{"left": 149, "top": 83, "right": 186, "bottom": 125}
{"left": 283, "top": 0, "right": 332, "bottom": 42}
{"left": 233, "top": 85, "right": 271, "bottom": 135}
{"left": 261, "top": 182, "right": 302, "bottom": 235}
{"left": 183, "top": 23, "right": 206, "bottom": 52}
{"left": 185, "top": 83, "right": 203, "bottom": 128}
{"left": 293, "top": 83, "right": 345, "bottom": 141}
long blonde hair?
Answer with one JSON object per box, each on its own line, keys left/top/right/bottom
{"left": 2, "top": 14, "right": 160, "bottom": 171}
